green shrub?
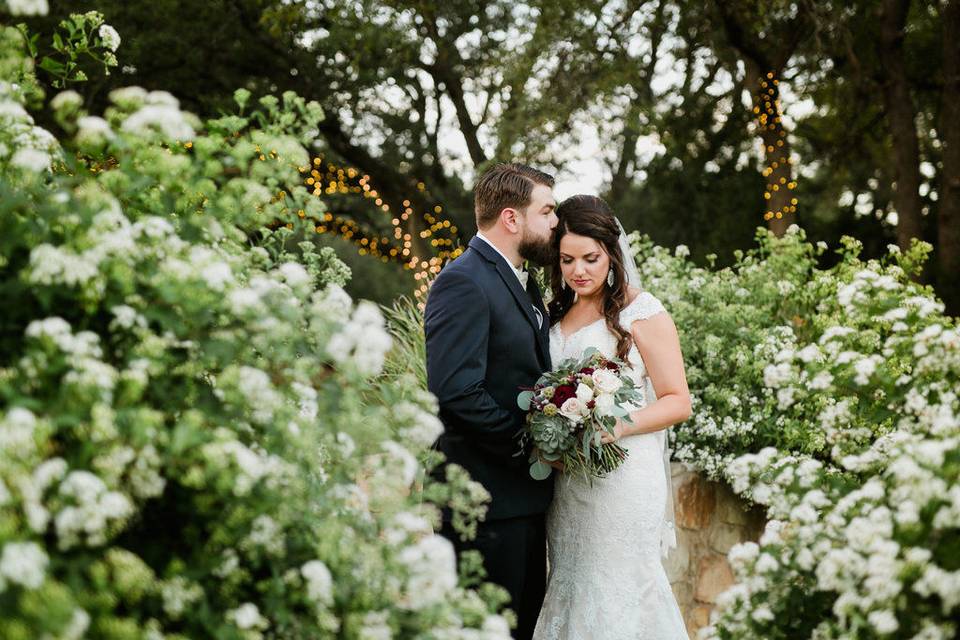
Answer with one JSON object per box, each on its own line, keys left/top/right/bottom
{"left": 0, "top": 12, "right": 505, "bottom": 639}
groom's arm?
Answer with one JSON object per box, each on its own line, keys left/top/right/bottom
{"left": 425, "top": 269, "right": 524, "bottom": 460}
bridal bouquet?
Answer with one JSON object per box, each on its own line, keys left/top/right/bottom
{"left": 518, "top": 348, "right": 644, "bottom": 480}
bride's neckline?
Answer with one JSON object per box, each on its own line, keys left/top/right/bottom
{"left": 554, "top": 291, "right": 645, "bottom": 343}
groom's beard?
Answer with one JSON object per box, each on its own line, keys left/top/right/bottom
{"left": 518, "top": 231, "right": 555, "bottom": 267}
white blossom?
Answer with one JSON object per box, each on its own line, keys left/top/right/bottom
{"left": 11, "top": 147, "right": 51, "bottom": 172}
{"left": 98, "top": 24, "right": 121, "bottom": 51}
{"left": 5, "top": 0, "right": 48, "bottom": 15}
{"left": 50, "top": 90, "right": 82, "bottom": 111}
{"left": 76, "top": 116, "right": 114, "bottom": 145}
{"left": 398, "top": 534, "right": 457, "bottom": 610}
{"left": 301, "top": 559, "right": 334, "bottom": 605}
{"left": 122, "top": 104, "right": 194, "bottom": 140}
{"left": 161, "top": 577, "right": 204, "bottom": 619}
{"left": 228, "top": 602, "right": 267, "bottom": 631}
{"left": 867, "top": 609, "right": 899, "bottom": 634}
{"left": 0, "top": 541, "right": 48, "bottom": 589}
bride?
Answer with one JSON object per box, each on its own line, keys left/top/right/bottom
{"left": 532, "top": 195, "right": 691, "bottom": 640}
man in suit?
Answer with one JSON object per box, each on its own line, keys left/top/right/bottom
{"left": 424, "top": 163, "right": 558, "bottom": 640}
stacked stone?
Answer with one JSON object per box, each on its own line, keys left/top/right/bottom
{"left": 665, "top": 464, "right": 766, "bottom": 638}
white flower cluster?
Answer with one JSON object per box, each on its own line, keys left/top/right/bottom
{"left": 244, "top": 515, "right": 284, "bottom": 556}
{"left": 383, "top": 510, "right": 433, "bottom": 546}
{"left": 201, "top": 432, "right": 292, "bottom": 496}
{"left": 0, "top": 31, "right": 530, "bottom": 636}
{"left": 118, "top": 88, "right": 195, "bottom": 140}
{"left": 160, "top": 576, "right": 204, "bottom": 619}
{"left": 55, "top": 470, "right": 133, "bottom": 549}
{"left": 627, "top": 231, "right": 960, "bottom": 637}
{"left": 0, "top": 407, "right": 40, "bottom": 459}
{"left": 301, "top": 559, "right": 334, "bottom": 606}
{"left": 227, "top": 602, "right": 269, "bottom": 636}
{"left": 98, "top": 23, "right": 121, "bottom": 51}
{"left": 326, "top": 300, "right": 393, "bottom": 376}
{"left": 27, "top": 208, "right": 189, "bottom": 295}
{"left": 0, "top": 541, "right": 49, "bottom": 591}
{"left": 236, "top": 365, "right": 283, "bottom": 424}
{"left": 398, "top": 534, "right": 458, "bottom": 610}
{"left": 1, "top": 82, "right": 58, "bottom": 171}
{"left": 5, "top": 0, "right": 49, "bottom": 15}
{"left": 93, "top": 444, "right": 166, "bottom": 499}
{"left": 393, "top": 401, "right": 444, "bottom": 448}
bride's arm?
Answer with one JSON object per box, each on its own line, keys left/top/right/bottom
{"left": 600, "top": 313, "right": 692, "bottom": 442}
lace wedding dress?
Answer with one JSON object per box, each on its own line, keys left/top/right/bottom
{"left": 532, "top": 292, "right": 688, "bottom": 640}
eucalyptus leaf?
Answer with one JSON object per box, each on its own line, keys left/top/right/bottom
{"left": 530, "top": 460, "right": 553, "bottom": 481}
{"left": 517, "top": 390, "right": 534, "bottom": 411}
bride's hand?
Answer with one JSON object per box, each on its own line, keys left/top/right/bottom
{"left": 599, "top": 420, "right": 627, "bottom": 444}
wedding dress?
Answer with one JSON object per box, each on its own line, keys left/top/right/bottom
{"left": 532, "top": 291, "right": 689, "bottom": 640}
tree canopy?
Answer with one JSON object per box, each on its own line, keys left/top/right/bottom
{"left": 20, "top": 0, "right": 959, "bottom": 311}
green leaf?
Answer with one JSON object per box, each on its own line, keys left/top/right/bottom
{"left": 610, "top": 404, "right": 629, "bottom": 418}
{"left": 38, "top": 57, "right": 66, "bottom": 74}
{"left": 529, "top": 460, "right": 552, "bottom": 481}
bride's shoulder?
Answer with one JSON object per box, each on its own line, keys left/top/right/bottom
{"left": 620, "top": 288, "right": 667, "bottom": 323}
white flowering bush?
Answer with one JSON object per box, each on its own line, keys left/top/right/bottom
{"left": 629, "top": 229, "right": 959, "bottom": 638}
{"left": 0, "top": 12, "right": 507, "bottom": 640}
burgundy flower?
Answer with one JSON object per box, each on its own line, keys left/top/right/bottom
{"left": 552, "top": 384, "right": 576, "bottom": 406}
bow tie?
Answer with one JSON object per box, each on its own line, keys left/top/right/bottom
{"left": 517, "top": 269, "right": 529, "bottom": 289}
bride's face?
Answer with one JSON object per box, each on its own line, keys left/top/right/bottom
{"left": 558, "top": 232, "right": 610, "bottom": 299}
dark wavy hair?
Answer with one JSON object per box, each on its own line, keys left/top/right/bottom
{"left": 547, "top": 195, "right": 633, "bottom": 360}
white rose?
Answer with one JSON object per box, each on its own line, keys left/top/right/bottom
{"left": 575, "top": 382, "right": 594, "bottom": 404}
{"left": 591, "top": 368, "right": 623, "bottom": 394}
{"left": 593, "top": 392, "right": 616, "bottom": 417}
{"left": 559, "top": 398, "right": 586, "bottom": 423}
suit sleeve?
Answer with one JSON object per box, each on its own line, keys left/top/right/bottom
{"left": 424, "top": 269, "right": 524, "bottom": 459}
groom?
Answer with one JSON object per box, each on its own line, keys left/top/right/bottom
{"left": 425, "top": 163, "right": 558, "bottom": 640}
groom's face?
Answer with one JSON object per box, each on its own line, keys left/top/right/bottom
{"left": 517, "top": 183, "right": 558, "bottom": 266}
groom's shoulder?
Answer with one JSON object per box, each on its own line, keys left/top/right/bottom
{"left": 437, "top": 247, "right": 488, "bottom": 280}
{"left": 428, "top": 250, "right": 493, "bottom": 300}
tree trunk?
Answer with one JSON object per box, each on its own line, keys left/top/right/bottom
{"left": 745, "top": 61, "right": 793, "bottom": 237}
{"left": 878, "top": 0, "right": 925, "bottom": 252}
{"left": 939, "top": 0, "right": 960, "bottom": 315}
{"left": 609, "top": 113, "right": 640, "bottom": 204}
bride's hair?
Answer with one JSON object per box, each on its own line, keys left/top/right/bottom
{"left": 548, "top": 195, "right": 633, "bottom": 360}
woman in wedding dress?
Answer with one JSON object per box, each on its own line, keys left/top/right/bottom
{"left": 532, "top": 195, "right": 691, "bottom": 640}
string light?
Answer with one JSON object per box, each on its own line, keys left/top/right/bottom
{"left": 295, "top": 155, "right": 463, "bottom": 298}
{"left": 246, "top": 145, "right": 464, "bottom": 299}
{"left": 755, "top": 72, "right": 798, "bottom": 222}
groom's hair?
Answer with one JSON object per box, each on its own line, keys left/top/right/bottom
{"left": 474, "top": 163, "right": 555, "bottom": 230}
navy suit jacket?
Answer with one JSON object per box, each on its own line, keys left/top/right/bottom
{"left": 424, "top": 236, "right": 554, "bottom": 520}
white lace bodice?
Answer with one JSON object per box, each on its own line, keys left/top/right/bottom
{"left": 534, "top": 291, "right": 688, "bottom": 640}
{"left": 549, "top": 291, "right": 665, "bottom": 381}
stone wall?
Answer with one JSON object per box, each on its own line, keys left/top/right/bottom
{"left": 665, "top": 463, "right": 766, "bottom": 638}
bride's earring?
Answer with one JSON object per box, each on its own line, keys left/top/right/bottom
{"left": 607, "top": 269, "right": 614, "bottom": 286}
{"left": 560, "top": 279, "right": 566, "bottom": 290}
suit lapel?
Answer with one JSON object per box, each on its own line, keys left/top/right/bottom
{"left": 526, "top": 271, "right": 551, "bottom": 368}
{"left": 468, "top": 237, "right": 550, "bottom": 363}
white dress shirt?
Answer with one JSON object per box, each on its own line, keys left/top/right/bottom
{"left": 475, "top": 232, "right": 542, "bottom": 328}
